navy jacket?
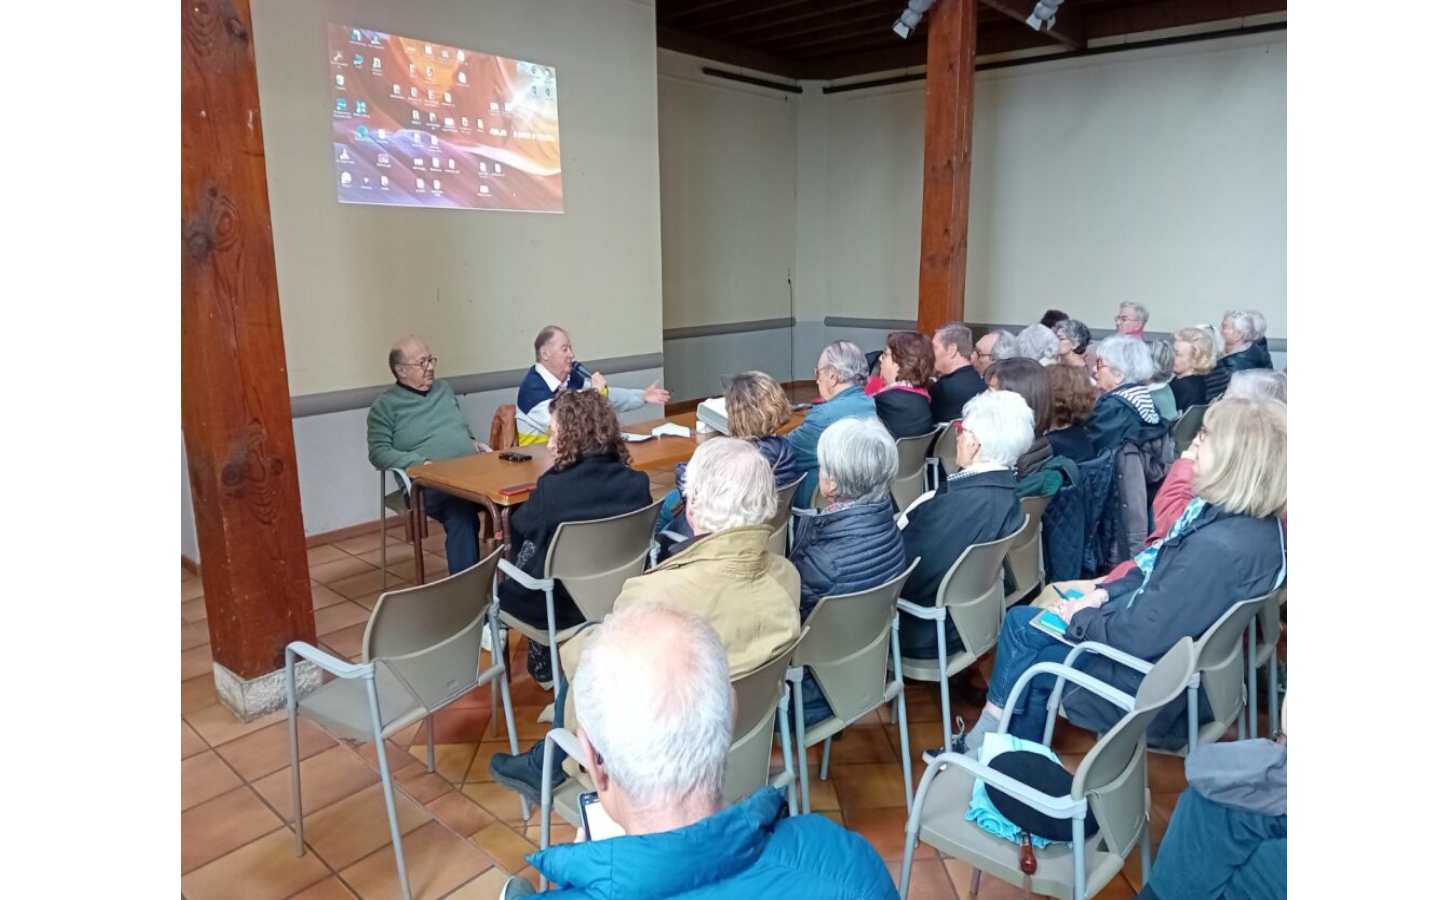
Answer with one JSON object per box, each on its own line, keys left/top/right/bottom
{"left": 1087, "top": 384, "right": 1161, "bottom": 455}
{"left": 930, "top": 366, "right": 987, "bottom": 423}
{"left": 528, "top": 788, "right": 899, "bottom": 900}
{"left": 874, "top": 388, "right": 935, "bottom": 439}
{"left": 1063, "top": 506, "right": 1287, "bottom": 749}
{"left": 1169, "top": 374, "right": 1208, "bottom": 413}
{"left": 1048, "top": 423, "right": 1098, "bottom": 464}
{"left": 785, "top": 385, "right": 877, "bottom": 507}
{"left": 789, "top": 501, "right": 907, "bottom": 619}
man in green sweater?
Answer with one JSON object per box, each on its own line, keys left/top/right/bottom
{"left": 367, "top": 336, "right": 491, "bottom": 575}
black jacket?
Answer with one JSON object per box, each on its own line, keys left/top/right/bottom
{"left": 498, "top": 453, "right": 653, "bottom": 629}
{"left": 930, "top": 366, "right": 987, "bottom": 423}
{"left": 874, "top": 388, "right": 935, "bottom": 439}
{"left": 789, "top": 501, "right": 908, "bottom": 620}
{"left": 1064, "top": 506, "right": 1286, "bottom": 749}
{"left": 1222, "top": 343, "right": 1271, "bottom": 374}
{"left": 1047, "top": 423, "right": 1098, "bottom": 464}
{"left": 901, "top": 469, "right": 1025, "bottom": 610}
{"left": 1169, "top": 374, "right": 1208, "bottom": 413}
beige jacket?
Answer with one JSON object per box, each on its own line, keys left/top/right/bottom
{"left": 559, "top": 525, "right": 802, "bottom": 742}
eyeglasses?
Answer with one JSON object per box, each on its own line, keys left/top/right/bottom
{"left": 399, "top": 356, "right": 438, "bottom": 369}
{"left": 1115, "top": 315, "right": 1138, "bottom": 325}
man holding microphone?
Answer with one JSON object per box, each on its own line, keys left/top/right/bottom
{"left": 515, "top": 325, "right": 671, "bottom": 446}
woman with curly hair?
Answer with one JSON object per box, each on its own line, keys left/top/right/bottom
{"left": 496, "top": 388, "right": 653, "bottom": 686}
{"left": 1046, "top": 363, "right": 1099, "bottom": 463}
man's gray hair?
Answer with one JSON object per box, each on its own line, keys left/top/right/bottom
{"left": 1119, "top": 301, "right": 1150, "bottom": 325}
{"left": 1248, "top": 309, "right": 1268, "bottom": 338}
{"left": 573, "top": 604, "right": 734, "bottom": 812}
{"left": 961, "top": 390, "right": 1033, "bottom": 469}
{"left": 1017, "top": 324, "right": 1060, "bottom": 365}
{"left": 1226, "top": 369, "right": 1287, "bottom": 403}
{"left": 533, "top": 325, "right": 566, "bottom": 361}
{"left": 1148, "top": 340, "right": 1175, "bottom": 384}
{"left": 989, "top": 330, "right": 1020, "bottom": 361}
{"left": 388, "top": 346, "right": 407, "bottom": 376}
{"left": 1222, "top": 310, "right": 1258, "bottom": 344}
{"left": 819, "top": 340, "right": 869, "bottom": 386}
{"left": 935, "top": 322, "right": 974, "bottom": 357}
{"left": 817, "top": 416, "right": 899, "bottom": 505}
{"left": 1095, "top": 334, "right": 1156, "bottom": 384}
{"left": 684, "top": 437, "right": 778, "bottom": 534}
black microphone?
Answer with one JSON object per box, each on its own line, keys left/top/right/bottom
{"left": 572, "top": 361, "right": 592, "bottom": 383}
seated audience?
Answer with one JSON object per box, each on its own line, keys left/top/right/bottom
{"left": 972, "top": 329, "right": 1018, "bottom": 377}
{"left": 1137, "top": 708, "right": 1287, "bottom": 900}
{"left": 1248, "top": 308, "right": 1274, "bottom": 368}
{"left": 516, "top": 325, "right": 670, "bottom": 446}
{"left": 1052, "top": 319, "right": 1092, "bottom": 370}
{"left": 489, "top": 438, "right": 801, "bottom": 803}
{"left": 786, "top": 341, "right": 876, "bottom": 506}
{"left": 897, "top": 391, "right": 1028, "bottom": 660}
{"left": 1148, "top": 340, "right": 1180, "bottom": 422}
{"left": 1087, "top": 335, "right": 1161, "bottom": 454}
{"left": 872, "top": 331, "right": 936, "bottom": 438}
{"left": 497, "top": 390, "right": 653, "bottom": 686}
{"left": 789, "top": 417, "right": 908, "bottom": 725}
{"left": 523, "top": 603, "right": 899, "bottom": 899}
{"left": 367, "top": 335, "right": 490, "bottom": 575}
{"left": 1219, "top": 310, "right": 1272, "bottom": 374}
{"left": 1046, "top": 365, "right": 1099, "bottom": 464}
{"left": 985, "top": 357, "right": 1054, "bottom": 481}
{"left": 963, "top": 397, "right": 1287, "bottom": 752}
{"left": 1017, "top": 323, "right": 1061, "bottom": 366}
{"left": 655, "top": 371, "right": 798, "bottom": 540}
{"left": 1171, "top": 326, "right": 1221, "bottom": 410}
{"left": 1039, "top": 308, "right": 1070, "bottom": 329}
{"left": 929, "top": 322, "right": 987, "bottom": 423}
{"left": 1114, "top": 301, "right": 1148, "bottom": 337}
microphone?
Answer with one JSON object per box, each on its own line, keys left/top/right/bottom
{"left": 572, "top": 361, "right": 591, "bottom": 383}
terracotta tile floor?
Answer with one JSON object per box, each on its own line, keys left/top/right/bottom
{"left": 181, "top": 521, "right": 1280, "bottom": 899}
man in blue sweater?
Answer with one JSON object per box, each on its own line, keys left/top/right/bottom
{"left": 519, "top": 602, "right": 897, "bottom": 899}
{"left": 785, "top": 341, "right": 877, "bottom": 507}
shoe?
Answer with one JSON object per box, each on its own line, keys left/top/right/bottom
{"left": 489, "top": 741, "right": 567, "bottom": 808}
{"left": 921, "top": 719, "right": 969, "bottom": 764}
{"left": 527, "top": 642, "right": 554, "bottom": 691}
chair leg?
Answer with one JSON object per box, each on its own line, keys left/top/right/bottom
{"left": 1246, "top": 626, "right": 1259, "bottom": 739}
{"left": 793, "top": 687, "right": 811, "bottom": 815}
{"left": 426, "top": 715, "right": 436, "bottom": 773}
{"left": 819, "top": 736, "right": 832, "bottom": 781}
{"left": 936, "top": 620, "right": 953, "bottom": 752}
{"left": 777, "top": 686, "right": 798, "bottom": 818}
{"left": 380, "top": 517, "right": 390, "bottom": 591}
{"left": 899, "top": 829, "right": 920, "bottom": 898}
{"left": 1267, "top": 655, "right": 1280, "bottom": 736}
{"left": 287, "top": 707, "right": 304, "bottom": 856}
{"left": 497, "top": 651, "right": 531, "bottom": 822}
{"left": 369, "top": 683, "right": 412, "bottom": 900}
{"left": 897, "top": 687, "right": 915, "bottom": 814}
{"left": 1140, "top": 810, "right": 1152, "bottom": 884}
{"left": 969, "top": 867, "right": 982, "bottom": 897}
{"left": 1187, "top": 683, "right": 1200, "bottom": 754}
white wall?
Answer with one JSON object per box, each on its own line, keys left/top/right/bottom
{"left": 252, "top": 0, "right": 664, "bottom": 397}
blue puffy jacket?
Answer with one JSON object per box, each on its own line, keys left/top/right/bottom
{"left": 527, "top": 788, "right": 899, "bottom": 900}
{"left": 789, "top": 500, "right": 907, "bottom": 620}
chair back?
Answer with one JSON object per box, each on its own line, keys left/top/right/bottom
{"left": 767, "top": 478, "right": 804, "bottom": 555}
{"left": 489, "top": 404, "right": 518, "bottom": 449}
{"left": 1075, "top": 638, "right": 1195, "bottom": 860}
{"left": 1171, "top": 403, "right": 1208, "bottom": 454}
{"left": 722, "top": 635, "right": 804, "bottom": 806}
{"left": 931, "top": 421, "right": 958, "bottom": 479}
{"left": 361, "top": 548, "right": 502, "bottom": 710}
{"left": 893, "top": 426, "right": 944, "bottom": 512}
{"left": 1256, "top": 587, "right": 1283, "bottom": 660}
{"left": 544, "top": 500, "right": 664, "bottom": 622}
{"left": 931, "top": 517, "right": 1028, "bottom": 657}
{"left": 1193, "top": 593, "right": 1271, "bottom": 731}
{"left": 795, "top": 560, "right": 919, "bottom": 724}
{"left": 1005, "top": 495, "right": 1051, "bottom": 605}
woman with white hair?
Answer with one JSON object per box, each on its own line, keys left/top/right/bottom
{"left": 963, "top": 397, "right": 1287, "bottom": 751}
{"left": 788, "top": 416, "right": 908, "bottom": 725}
{"left": 897, "top": 391, "right": 1028, "bottom": 660}
{"left": 1220, "top": 310, "right": 1272, "bottom": 373}
{"left": 1017, "top": 323, "right": 1061, "bottom": 366}
{"left": 1087, "top": 334, "right": 1162, "bottom": 453}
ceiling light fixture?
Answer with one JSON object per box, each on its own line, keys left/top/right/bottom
{"left": 1026, "top": 0, "right": 1066, "bottom": 31}
{"left": 892, "top": 0, "right": 937, "bottom": 40}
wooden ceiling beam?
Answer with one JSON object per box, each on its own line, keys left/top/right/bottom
{"left": 978, "top": 0, "right": 1085, "bottom": 50}
{"left": 710, "top": 0, "right": 889, "bottom": 41}
{"left": 753, "top": 14, "right": 902, "bottom": 53}
{"left": 745, "top": 11, "right": 899, "bottom": 49}
{"left": 657, "top": 0, "right": 755, "bottom": 25}
{"left": 1083, "top": 0, "right": 1286, "bottom": 37}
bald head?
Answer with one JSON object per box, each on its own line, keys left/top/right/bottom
{"left": 389, "top": 336, "right": 435, "bottom": 391}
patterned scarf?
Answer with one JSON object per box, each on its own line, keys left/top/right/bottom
{"left": 1125, "top": 497, "right": 1208, "bottom": 607}
{"left": 1113, "top": 383, "right": 1161, "bottom": 425}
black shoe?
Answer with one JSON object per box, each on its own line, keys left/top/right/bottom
{"left": 527, "top": 642, "right": 554, "bottom": 691}
{"left": 489, "top": 741, "right": 567, "bottom": 808}
{"left": 921, "top": 723, "right": 969, "bottom": 764}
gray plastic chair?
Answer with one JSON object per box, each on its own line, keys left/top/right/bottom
{"left": 786, "top": 560, "right": 920, "bottom": 815}
{"left": 894, "top": 426, "right": 945, "bottom": 513}
{"left": 499, "top": 874, "right": 536, "bottom": 898}
{"left": 536, "top": 637, "right": 803, "bottom": 887}
{"left": 1246, "top": 585, "right": 1284, "bottom": 738}
{"left": 1048, "top": 592, "right": 1272, "bottom": 754}
{"left": 1004, "top": 495, "right": 1052, "bottom": 607}
{"left": 768, "top": 478, "right": 804, "bottom": 555}
{"left": 899, "top": 638, "right": 1197, "bottom": 900}
{"left": 284, "top": 549, "right": 523, "bottom": 900}
{"left": 926, "top": 421, "right": 959, "bottom": 490}
{"left": 379, "top": 468, "right": 421, "bottom": 589}
{"left": 496, "top": 499, "right": 663, "bottom": 698}
{"left": 897, "top": 517, "right": 1029, "bottom": 754}
{"left": 1171, "top": 403, "right": 1208, "bottom": 454}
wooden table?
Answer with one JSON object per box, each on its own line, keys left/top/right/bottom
{"left": 405, "top": 409, "right": 807, "bottom": 583}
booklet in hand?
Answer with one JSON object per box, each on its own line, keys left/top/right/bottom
{"left": 1029, "top": 609, "right": 1077, "bottom": 646}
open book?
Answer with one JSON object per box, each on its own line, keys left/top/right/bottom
{"left": 695, "top": 397, "right": 729, "bottom": 434}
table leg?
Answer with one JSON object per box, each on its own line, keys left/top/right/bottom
{"left": 410, "top": 483, "right": 427, "bottom": 585}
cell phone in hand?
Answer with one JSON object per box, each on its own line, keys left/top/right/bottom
{"left": 498, "top": 451, "right": 532, "bottom": 462}
{"left": 578, "top": 791, "right": 624, "bottom": 841}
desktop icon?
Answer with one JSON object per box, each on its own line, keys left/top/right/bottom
{"left": 425, "top": 67, "right": 434, "bottom": 78}
{"left": 432, "top": 179, "right": 441, "bottom": 190}
{"left": 355, "top": 101, "right": 367, "bottom": 115}
{"left": 448, "top": 159, "right": 455, "bottom": 169}
{"left": 442, "top": 49, "right": 450, "bottom": 59}
{"left": 372, "top": 58, "right": 381, "bottom": 69}
{"left": 479, "top": 162, "right": 487, "bottom": 173}
{"left": 416, "top": 178, "right": 425, "bottom": 190}
{"left": 393, "top": 83, "right": 401, "bottom": 94}
{"left": 425, "top": 44, "right": 433, "bottom": 55}
{"left": 457, "top": 51, "right": 465, "bottom": 62}
{"left": 332, "top": 50, "right": 345, "bottom": 64}
{"left": 431, "top": 157, "right": 440, "bottom": 168}
{"left": 458, "top": 72, "right": 467, "bottom": 84}
{"left": 444, "top": 117, "right": 454, "bottom": 128}
{"left": 490, "top": 102, "right": 499, "bottom": 111}
{"left": 494, "top": 164, "right": 503, "bottom": 174}
{"left": 429, "top": 134, "right": 438, "bottom": 145}
{"left": 353, "top": 54, "right": 364, "bottom": 67}
{"left": 461, "top": 117, "right": 469, "bottom": 128}
{"left": 351, "top": 29, "right": 361, "bottom": 42}
{"left": 377, "top": 129, "right": 387, "bottom": 140}
{"left": 338, "top": 147, "right": 350, "bottom": 161}
{"left": 336, "top": 98, "right": 348, "bottom": 111}
{"left": 356, "top": 125, "right": 368, "bottom": 138}
{"left": 340, "top": 172, "right": 352, "bottom": 185}
{"left": 380, "top": 175, "right": 389, "bottom": 187}
{"left": 444, "top": 92, "right": 452, "bottom": 103}
{"left": 412, "top": 110, "right": 420, "bottom": 122}
{"left": 335, "top": 74, "right": 345, "bottom": 87}
{"left": 409, "top": 63, "right": 417, "bottom": 74}
{"left": 429, "top": 112, "right": 437, "bottom": 123}
{"left": 411, "top": 87, "right": 419, "bottom": 97}
{"left": 479, "top": 185, "right": 490, "bottom": 194}
{"left": 504, "top": 102, "right": 513, "bottom": 112}
{"left": 377, "top": 152, "right": 390, "bottom": 164}
{"left": 414, "top": 157, "right": 424, "bottom": 167}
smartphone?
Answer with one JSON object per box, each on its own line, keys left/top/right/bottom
{"left": 497, "top": 483, "right": 535, "bottom": 497}
{"left": 498, "top": 451, "right": 532, "bottom": 462}
{"left": 578, "top": 791, "right": 625, "bottom": 840}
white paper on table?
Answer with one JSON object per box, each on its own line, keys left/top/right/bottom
{"left": 652, "top": 422, "right": 692, "bottom": 438}
{"left": 621, "top": 432, "right": 657, "bottom": 442}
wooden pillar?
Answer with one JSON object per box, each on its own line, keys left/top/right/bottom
{"left": 182, "top": 0, "right": 316, "bottom": 719}
{"left": 916, "top": 0, "right": 978, "bottom": 335}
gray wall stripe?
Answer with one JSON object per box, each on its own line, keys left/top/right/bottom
{"left": 289, "top": 352, "right": 667, "bottom": 418}
{"left": 663, "top": 318, "right": 796, "bottom": 340}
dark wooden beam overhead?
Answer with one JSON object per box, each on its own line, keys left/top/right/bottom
{"left": 917, "top": 0, "right": 979, "bottom": 334}
{"left": 979, "top": 0, "right": 1086, "bottom": 50}
{"left": 747, "top": 12, "right": 900, "bottom": 51}
{"left": 659, "top": 0, "right": 752, "bottom": 24}
{"left": 711, "top": 0, "right": 888, "bottom": 41}
{"left": 1084, "top": 0, "right": 1286, "bottom": 35}
{"left": 657, "top": 24, "right": 806, "bottom": 79}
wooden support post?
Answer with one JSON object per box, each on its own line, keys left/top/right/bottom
{"left": 916, "top": 0, "right": 978, "bottom": 335}
{"left": 182, "top": 0, "right": 316, "bottom": 719}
